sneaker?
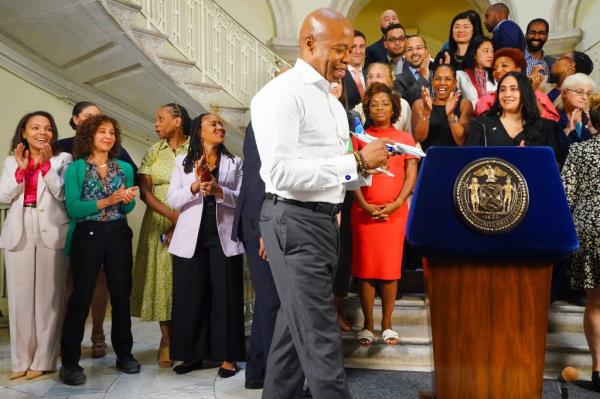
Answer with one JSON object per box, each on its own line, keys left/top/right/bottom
{"left": 116, "top": 355, "right": 141, "bottom": 374}
{"left": 59, "top": 365, "right": 86, "bottom": 386}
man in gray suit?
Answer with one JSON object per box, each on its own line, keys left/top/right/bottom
{"left": 251, "top": 8, "right": 390, "bottom": 399}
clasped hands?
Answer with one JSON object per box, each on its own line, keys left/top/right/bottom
{"left": 191, "top": 156, "right": 223, "bottom": 197}
{"left": 362, "top": 202, "right": 401, "bottom": 222}
{"left": 14, "top": 142, "right": 51, "bottom": 170}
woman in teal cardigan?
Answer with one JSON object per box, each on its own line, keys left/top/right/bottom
{"left": 59, "top": 115, "right": 140, "bottom": 386}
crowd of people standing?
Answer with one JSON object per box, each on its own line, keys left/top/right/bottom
{"left": 0, "top": 3, "right": 598, "bottom": 397}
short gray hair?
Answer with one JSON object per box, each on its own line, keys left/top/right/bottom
{"left": 561, "top": 73, "right": 597, "bottom": 91}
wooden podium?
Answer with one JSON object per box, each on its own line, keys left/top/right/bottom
{"left": 407, "top": 147, "right": 579, "bottom": 399}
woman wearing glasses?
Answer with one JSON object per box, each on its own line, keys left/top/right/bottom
{"left": 558, "top": 73, "right": 597, "bottom": 155}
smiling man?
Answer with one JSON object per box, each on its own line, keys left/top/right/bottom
{"left": 343, "top": 30, "right": 367, "bottom": 108}
{"left": 251, "top": 8, "right": 390, "bottom": 399}
{"left": 365, "top": 9, "right": 400, "bottom": 69}
{"left": 525, "top": 18, "right": 554, "bottom": 77}
{"left": 394, "top": 34, "right": 433, "bottom": 106}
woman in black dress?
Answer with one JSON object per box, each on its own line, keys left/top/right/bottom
{"left": 412, "top": 63, "right": 473, "bottom": 152}
{"left": 465, "top": 71, "right": 562, "bottom": 162}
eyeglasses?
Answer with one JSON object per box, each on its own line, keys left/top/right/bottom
{"left": 566, "top": 88, "right": 593, "bottom": 98}
{"left": 366, "top": 73, "right": 388, "bottom": 80}
{"left": 406, "top": 45, "right": 426, "bottom": 53}
{"left": 386, "top": 36, "right": 406, "bottom": 43}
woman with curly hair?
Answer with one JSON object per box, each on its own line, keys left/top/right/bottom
{"left": 351, "top": 83, "right": 418, "bottom": 346}
{"left": 60, "top": 115, "right": 140, "bottom": 386}
{"left": 0, "top": 111, "right": 71, "bottom": 380}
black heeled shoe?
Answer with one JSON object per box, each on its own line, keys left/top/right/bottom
{"left": 592, "top": 371, "right": 600, "bottom": 389}
{"left": 217, "top": 366, "right": 239, "bottom": 378}
{"left": 173, "top": 360, "right": 203, "bottom": 374}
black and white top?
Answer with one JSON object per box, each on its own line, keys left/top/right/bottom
{"left": 561, "top": 135, "right": 600, "bottom": 289}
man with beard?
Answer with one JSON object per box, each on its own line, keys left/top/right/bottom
{"left": 394, "top": 35, "right": 433, "bottom": 106}
{"left": 383, "top": 23, "right": 408, "bottom": 76}
{"left": 484, "top": 3, "right": 525, "bottom": 51}
{"left": 524, "top": 18, "right": 555, "bottom": 78}
{"left": 364, "top": 9, "right": 400, "bottom": 69}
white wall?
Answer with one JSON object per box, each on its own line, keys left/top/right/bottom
{"left": 0, "top": 66, "right": 150, "bottom": 253}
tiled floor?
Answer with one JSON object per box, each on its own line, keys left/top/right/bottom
{"left": 0, "top": 319, "right": 261, "bottom": 399}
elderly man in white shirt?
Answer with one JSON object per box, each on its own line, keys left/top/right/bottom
{"left": 251, "top": 8, "right": 390, "bottom": 399}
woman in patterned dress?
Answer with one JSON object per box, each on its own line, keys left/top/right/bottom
{"left": 561, "top": 91, "right": 600, "bottom": 388}
{"left": 131, "top": 103, "right": 190, "bottom": 368}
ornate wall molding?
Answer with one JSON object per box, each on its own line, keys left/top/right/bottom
{"left": 268, "top": 0, "right": 299, "bottom": 63}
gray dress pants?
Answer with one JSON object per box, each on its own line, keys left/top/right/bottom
{"left": 260, "top": 198, "right": 351, "bottom": 399}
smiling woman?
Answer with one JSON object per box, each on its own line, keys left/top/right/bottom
{"left": 0, "top": 111, "right": 72, "bottom": 381}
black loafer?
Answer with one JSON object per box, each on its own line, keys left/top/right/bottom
{"left": 59, "top": 365, "right": 86, "bottom": 386}
{"left": 245, "top": 379, "right": 264, "bottom": 389}
{"left": 218, "top": 366, "right": 238, "bottom": 378}
{"left": 173, "top": 360, "right": 204, "bottom": 374}
{"left": 116, "top": 355, "right": 141, "bottom": 374}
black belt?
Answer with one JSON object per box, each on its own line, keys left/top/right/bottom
{"left": 265, "top": 193, "right": 343, "bottom": 216}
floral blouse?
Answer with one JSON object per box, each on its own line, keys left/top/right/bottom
{"left": 81, "top": 159, "right": 127, "bottom": 222}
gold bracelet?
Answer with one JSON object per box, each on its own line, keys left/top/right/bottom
{"left": 353, "top": 151, "right": 367, "bottom": 175}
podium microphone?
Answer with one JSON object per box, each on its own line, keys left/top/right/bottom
{"left": 557, "top": 366, "right": 579, "bottom": 399}
{"left": 471, "top": 117, "right": 488, "bottom": 147}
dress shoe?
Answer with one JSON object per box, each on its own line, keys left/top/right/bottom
{"left": 59, "top": 365, "right": 86, "bottom": 386}
{"left": 217, "top": 366, "right": 238, "bottom": 378}
{"left": 173, "top": 360, "right": 203, "bottom": 374}
{"left": 245, "top": 379, "right": 264, "bottom": 389}
{"left": 592, "top": 371, "right": 600, "bottom": 389}
{"left": 116, "top": 355, "right": 141, "bottom": 374}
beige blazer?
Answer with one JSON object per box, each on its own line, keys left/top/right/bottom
{"left": 0, "top": 152, "right": 72, "bottom": 250}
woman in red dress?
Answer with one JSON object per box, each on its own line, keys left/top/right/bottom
{"left": 351, "top": 83, "right": 419, "bottom": 346}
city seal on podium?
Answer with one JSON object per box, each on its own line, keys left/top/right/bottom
{"left": 453, "top": 158, "right": 529, "bottom": 234}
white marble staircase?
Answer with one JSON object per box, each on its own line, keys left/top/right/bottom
{"left": 340, "top": 294, "right": 592, "bottom": 379}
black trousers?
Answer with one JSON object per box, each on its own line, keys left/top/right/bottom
{"left": 245, "top": 241, "right": 280, "bottom": 381}
{"left": 61, "top": 220, "right": 133, "bottom": 367}
{"left": 170, "top": 233, "right": 245, "bottom": 362}
{"left": 333, "top": 191, "right": 353, "bottom": 297}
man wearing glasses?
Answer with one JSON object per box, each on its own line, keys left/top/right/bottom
{"left": 394, "top": 34, "right": 433, "bottom": 106}
{"left": 383, "top": 23, "right": 408, "bottom": 76}
{"left": 364, "top": 9, "right": 400, "bottom": 69}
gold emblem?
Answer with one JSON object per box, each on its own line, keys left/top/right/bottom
{"left": 453, "top": 158, "right": 529, "bottom": 234}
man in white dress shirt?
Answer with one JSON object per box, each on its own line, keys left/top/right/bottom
{"left": 251, "top": 8, "right": 390, "bottom": 399}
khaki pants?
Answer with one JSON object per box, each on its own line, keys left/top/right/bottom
{"left": 4, "top": 207, "right": 68, "bottom": 372}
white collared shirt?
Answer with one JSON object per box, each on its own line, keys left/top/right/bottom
{"left": 348, "top": 64, "right": 365, "bottom": 88}
{"left": 251, "top": 58, "right": 360, "bottom": 204}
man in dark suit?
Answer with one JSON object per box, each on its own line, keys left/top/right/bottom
{"left": 343, "top": 30, "right": 366, "bottom": 109}
{"left": 484, "top": 3, "right": 525, "bottom": 51}
{"left": 231, "top": 122, "right": 280, "bottom": 390}
{"left": 364, "top": 9, "right": 399, "bottom": 70}
{"left": 394, "top": 34, "right": 433, "bottom": 106}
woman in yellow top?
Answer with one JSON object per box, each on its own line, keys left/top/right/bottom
{"left": 130, "top": 103, "right": 190, "bottom": 368}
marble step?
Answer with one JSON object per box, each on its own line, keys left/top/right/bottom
{"left": 343, "top": 295, "right": 586, "bottom": 334}
{"left": 341, "top": 314, "right": 592, "bottom": 378}
{"left": 548, "top": 301, "right": 585, "bottom": 333}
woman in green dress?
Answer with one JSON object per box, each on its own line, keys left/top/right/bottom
{"left": 131, "top": 103, "right": 190, "bottom": 368}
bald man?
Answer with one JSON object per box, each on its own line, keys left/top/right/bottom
{"left": 484, "top": 3, "right": 525, "bottom": 51}
{"left": 364, "top": 9, "right": 400, "bottom": 70}
{"left": 251, "top": 8, "right": 390, "bottom": 399}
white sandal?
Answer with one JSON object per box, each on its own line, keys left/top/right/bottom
{"left": 382, "top": 329, "right": 400, "bottom": 345}
{"left": 356, "top": 329, "right": 374, "bottom": 346}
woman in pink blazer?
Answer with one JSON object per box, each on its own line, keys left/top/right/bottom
{"left": 0, "top": 111, "right": 72, "bottom": 380}
{"left": 167, "top": 113, "right": 244, "bottom": 378}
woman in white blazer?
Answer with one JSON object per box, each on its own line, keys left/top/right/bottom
{"left": 0, "top": 111, "right": 72, "bottom": 380}
{"left": 167, "top": 113, "right": 245, "bottom": 378}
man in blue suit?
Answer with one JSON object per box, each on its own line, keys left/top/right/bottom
{"left": 484, "top": 3, "right": 525, "bottom": 51}
{"left": 231, "top": 122, "right": 280, "bottom": 390}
